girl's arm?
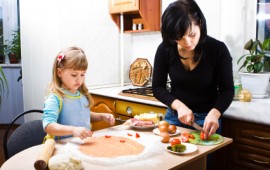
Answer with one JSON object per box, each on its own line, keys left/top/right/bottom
{"left": 91, "top": 112, "right": 115, "bottom": 125}
{"left": 45, "top": 122, "right": 92, "bottom": 139}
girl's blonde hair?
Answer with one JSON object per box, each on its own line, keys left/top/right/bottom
{"left": 47, "top": 46, "right": 93, "bottom": 107}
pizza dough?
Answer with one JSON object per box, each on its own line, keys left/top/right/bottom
{"left": 79, "top": 136, "right": 145, "bottom": 158}
{"left": 48, "top": 154, "right": 83, "bottom": 170}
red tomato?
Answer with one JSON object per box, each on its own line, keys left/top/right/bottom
{"left": 170, "top": 138, "right": 181, "bottom": 146}
{"left": 181, "top": 135, "right": 189, "bottom": 142}
{"left": 182, "top": 133, "right": 190, "bottom": 137}
{"left": 188, "top": 134, "right": 195, "bottom": 139}
{"left": 127, "top": 133, "right": 132, "bottom": 136}
{"left": 120, "top": 139, "right": 125, "bottom": 143}
{"left": 200, "top": 132, "right": 205, "bottom": 140}
{"left": 105, "top": 135, "right": 111, "bottom": 138}
{"left": 136, "top": 132, "right": 140, "bottom": 138}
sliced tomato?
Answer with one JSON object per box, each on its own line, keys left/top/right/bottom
{"left": 120, "top": 139, "right": 125, "bottom": 143}
{"left": 127, "top": 133, "right": 132, "bottom": 136}
{"left": 188, "top": 134, "right": 195, "bottom": 139}
{"left": 200, "top": 132, "right": 205, "bottom": 140}
{"left": 182, "top": 133, "right": 190, "bottom": 137}
{"left": 136, "top": 132, "right": 140, "bottom": 138}
{"left": 170, "top": 138, "right": 181, "bottom": 146}
{"left": 181, "top": 135, "right": 189, "bottom": 142}
{"left": 105, "top": 135, "right": 111, "bottom": 138}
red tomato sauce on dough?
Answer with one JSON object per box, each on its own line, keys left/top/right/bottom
{"left": 79, "top": 136, "right": 145, "bottom": 158}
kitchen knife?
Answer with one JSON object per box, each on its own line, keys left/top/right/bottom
{"left": 191, "top": 121, "right": 204, "bottom": 132}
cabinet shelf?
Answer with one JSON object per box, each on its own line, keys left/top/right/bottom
{"left": 109, "top": 0, "right": 161, "bottom": 33}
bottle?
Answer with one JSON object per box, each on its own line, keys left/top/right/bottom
{"left": 132, "top": 24, "right": 137, "bottom": 30}
{"left": 234, "top": 79, "right": 242, "bottom": 100}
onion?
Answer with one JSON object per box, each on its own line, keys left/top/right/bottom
{"left": 160, "top": 132, "right": 170, "bottom": 143}
{"left": 158, "top": 120, "right": 169, "bottom": 128}
{"left": 159, "top": 125, "right": 168, "bottom": 133}
{"left": 168, "top": 125, "right": 177, "bottom": 134}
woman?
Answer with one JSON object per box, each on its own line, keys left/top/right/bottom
{"left": 152, "top": 0, "right": 234, "bottom": 139}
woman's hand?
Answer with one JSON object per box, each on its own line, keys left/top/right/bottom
{"left": 176, "top": 105, "right": 194, "bottom": 126}
{"left": 171, "top": 99, "right": 194, "bottom": 125}
{"left": 203, "top": 108, "right": 221, "bottom": 137}
{"left": 72, "top": 127, "right": 93, "bottom": 140}
{"left": 102, "top": 113, "right": 115, "bottom": 125}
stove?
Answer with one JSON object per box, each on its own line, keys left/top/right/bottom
{"left": 119, "top": 86, "right": 157, "bottom": 101}
{"left": 122, "top": 86, "right": 154, "bottom": 97}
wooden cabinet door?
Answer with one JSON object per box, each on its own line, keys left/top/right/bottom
{"left": 109, "top": 0, "right": 139, "bottom": 14}
{"left": 91, "top": 94, "right": 115, "bottom": 131}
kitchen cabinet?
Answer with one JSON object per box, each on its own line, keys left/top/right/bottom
{"left": 221, "top": 118, "right": 270, "bottom": 170}
{"left": 109, "top": 0, "right": 161, "bottom": 33}
{"left": 114, "top": 99, "right": 166, "bottom": 122}
{"left": 90, "top": 94, "right": 115, "bottom": 131}
{"left": 90, "top": 94, "right": 166, "bottom": 130}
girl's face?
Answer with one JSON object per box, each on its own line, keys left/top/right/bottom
{"left": 175, "top": 22, "right": 201, "bottom": 51}
{"left": 57, "top": 68, "right": 86, "bottom": 94}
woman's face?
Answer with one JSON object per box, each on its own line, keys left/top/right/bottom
{"left": 175, "top": 22, "right": 201, "bottom": 51}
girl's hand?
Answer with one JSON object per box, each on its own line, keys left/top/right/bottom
{"left": 176, "top": 104, "right": 194, "bottom": 126}
{"left": 203, "top": 108, "right": 221, "bottom": 137}
{"left": 102, "top": 113, "right": 115, "bottom": 125}
{"left": 72, "top": 127, "right": 93, "bottom": 140}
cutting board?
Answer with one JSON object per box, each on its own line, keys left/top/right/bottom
{"left": 187, "top": 131, "right": 224, "bottom": 145}
{"left": 129, "top": 58, "right": 152, "bottom": 86}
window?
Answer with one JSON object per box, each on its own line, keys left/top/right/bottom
{"left": 257, "top": 0, "right": 270, "bottom": 41}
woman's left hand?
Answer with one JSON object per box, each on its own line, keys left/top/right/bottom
{"left": 102, "top": 113, "right": 115, "bottom": 125}
{"left": 203, "top": 108, "right": 221, "bottom": 137}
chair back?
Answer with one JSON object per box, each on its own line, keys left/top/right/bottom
{"left": 3, "top": 109, "right": 46, "bottom": 160}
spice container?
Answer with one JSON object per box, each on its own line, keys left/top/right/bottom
{"left": 234, "top": 79, "right": 242, "bottom": 100}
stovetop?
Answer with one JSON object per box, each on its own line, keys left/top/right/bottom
{"left": 121, "top": 86, "right": 154, "bottom": 97}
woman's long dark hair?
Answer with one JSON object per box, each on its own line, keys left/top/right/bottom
{"left": 161, "top": 0, "right": 207, "bottom": 62}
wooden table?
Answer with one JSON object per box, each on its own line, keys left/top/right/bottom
{"left": 1, "top": 125, "right": 232, "bottom": 170}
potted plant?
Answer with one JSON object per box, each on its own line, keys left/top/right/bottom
{"left": 5, "top": 29, "right": 21, "bottom": 63}
{"left": 237, "top": 38, "right": 270, "bottom": 97}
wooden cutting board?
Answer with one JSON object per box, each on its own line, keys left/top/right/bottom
{"left": 129, "top": 58, "right": 152, "bottom": 86}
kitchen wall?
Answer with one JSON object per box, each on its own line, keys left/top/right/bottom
{"left": 20, "top": 0, "right": 256, "bottom": 121}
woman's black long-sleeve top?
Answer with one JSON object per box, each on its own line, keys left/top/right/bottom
{"left": 152, "top": 36, "right": 234, "bottom": 114}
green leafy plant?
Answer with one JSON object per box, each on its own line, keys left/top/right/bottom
{"left": 237, "top": 38, "right": 270, "bottom": 73}
{"left": 5, "top": 29, "right": 21, "bottom": 59}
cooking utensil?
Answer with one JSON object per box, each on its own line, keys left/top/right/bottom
{"left": 191, "top": 121, "right": 204, "bottom": 132}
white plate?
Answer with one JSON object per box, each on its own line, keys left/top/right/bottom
{"left": 166, "top": 143, "right": 197, "bottom": 155}
{"left": 130, "top": 124, "right": 158, "bottom": 130}
{"left": 153, "top": 128, "right": 181, "bottom": 136}
{"left": 252, "top": 93, "right": 268, "bottom": 98}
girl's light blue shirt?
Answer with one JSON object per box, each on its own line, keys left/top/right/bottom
{"left": 42, "top": 89, "right": 91, "bottom": 139}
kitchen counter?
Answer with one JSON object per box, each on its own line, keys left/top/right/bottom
{"left": 89, "top": 85, "right": 270, "bottom": 126}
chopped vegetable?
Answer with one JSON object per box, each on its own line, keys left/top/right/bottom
{"left": 127, "top": 133, "right": 132, "bottom": 136}
{"left": 167, "top": 144, "right": 186, "bottom": 152}
{"left": 120, "top": 139, "right": 125, "bottom": 143}
{"left": 181, "top": 136, "right": 189, "bottom": 142}
{"left": 105, "top": 135, "right": 111, "bottom": 138}
{"left": 136, "top": 132, "right": 140, "bottom": 138}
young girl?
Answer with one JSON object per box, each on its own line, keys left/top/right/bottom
{"left": 42, "top": 46, "right": 115, "bottom": 140}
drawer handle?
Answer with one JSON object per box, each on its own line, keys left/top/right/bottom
{"left": 250, "top": 159, "right": 269, "bottom": 164}
{"left": 115, "top": 117, "right": 126, "bottom": 123}
{"left": 252, "top": 135, "right": 270, "bottom": 140}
